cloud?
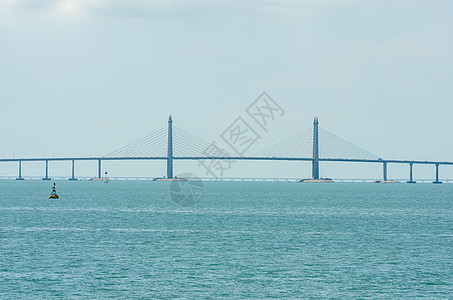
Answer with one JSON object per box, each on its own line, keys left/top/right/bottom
{"left": 2, "top": 0, "right": 450, "bottom": 18}
{"left": 0, "top": 0, "right": 354, "bottom": 19}
{"left": 3, "top": 0, "right": 450, "bottom": 28}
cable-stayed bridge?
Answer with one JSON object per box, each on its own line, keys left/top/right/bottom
{"left": 1, "top": 116, "right": 452, "bottom": 183}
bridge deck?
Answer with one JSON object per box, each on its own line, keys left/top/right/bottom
{"left": 0, "top": 156, "right": 452, "bottom": 165}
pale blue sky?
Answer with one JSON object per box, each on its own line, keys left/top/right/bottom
{"left": 0, "top": 1, "right": 452, "bottom": 179}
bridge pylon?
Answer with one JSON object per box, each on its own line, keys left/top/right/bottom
{"left": 312, "top": 117, "right": 320, "bottom": 179}
{"left": 167, "top": 115, "right": 174, "bottom": 179}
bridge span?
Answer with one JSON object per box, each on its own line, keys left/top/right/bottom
{"left": 1, "top": 116, "right": 451, "bottom": 183}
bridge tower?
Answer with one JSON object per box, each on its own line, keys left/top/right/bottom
{"left": 167, "top": 115, "right": 174, "bottom": 179}
{"left": 312, "top": 117, "right": 320, "bottom": 179}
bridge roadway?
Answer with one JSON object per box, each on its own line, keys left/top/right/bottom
{"left": 1, "top": 156, "right": 452, "bottom": 183}
{"left": 1, "top": 156, "right": 453, "bottom": 164}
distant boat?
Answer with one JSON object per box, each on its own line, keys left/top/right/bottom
{"left": 49, "top": 182, "right": 59, "bottom": 199}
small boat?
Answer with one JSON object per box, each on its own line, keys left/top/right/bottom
{"left": 49, "top": 182, "right": 59, "bottom": 199}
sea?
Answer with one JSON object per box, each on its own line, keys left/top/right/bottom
{"left": 0, "top": 180, "right": 452, "bottom": 299}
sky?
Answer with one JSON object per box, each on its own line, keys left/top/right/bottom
{"left": 0, "top": 0, "right": 452, "bottom": 180}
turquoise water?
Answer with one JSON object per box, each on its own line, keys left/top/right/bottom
{"left": 1, "top": 180, "right": 452, "bottom": 298}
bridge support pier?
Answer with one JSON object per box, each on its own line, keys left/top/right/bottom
{"left": 433, "top": 163, "right": 442, "bottom": 184}
{"left": 98, "top": 159, "right": 102, "bottom": 179}
{"left": 42, "top": 160, "right": 51, "bottom": 180}
{"left": 69, "top": 159, "right": 77, "bottom": 180}
{"left": 407, "top": 162, "right": 416, "bottom": 183}
{"left": 16, "top": 160, "right": 24, "bottom": 180}
{"left": 383, "top": 161, "right": 387, "bottom": 181}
